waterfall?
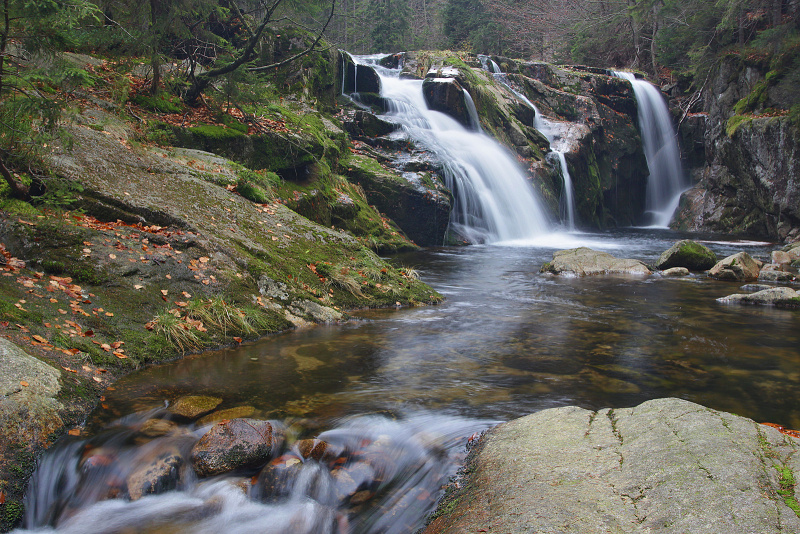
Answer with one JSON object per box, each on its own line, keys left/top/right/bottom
{"left": 614, "top": 71, "right": 686, "bottom": 227}
{"left": 352, "top": 55, "right": 550, "bottom": 244}
{"left": 478, "top": 55, "right": 578, "bottom": 230}
{"left": 462, "top": 88, "right": 483, "bottom": 133}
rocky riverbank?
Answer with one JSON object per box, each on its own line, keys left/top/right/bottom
{"left": 424, "top": 398, "right": 800, "bottom": 534}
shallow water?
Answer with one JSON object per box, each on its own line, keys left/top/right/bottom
{"left": 18, "top": 229, "right": 800, "bottom": 532}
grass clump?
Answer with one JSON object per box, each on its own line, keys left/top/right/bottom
{"left": 777, "top": 464, "right": 800, "bottom": 518}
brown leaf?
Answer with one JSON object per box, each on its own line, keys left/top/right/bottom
{"left": 160, "top": 289, "right": 168, "bottom": 296}
{"left": 233, "top": 337, "right": 242, "bottom": 343}
{"left": 92, "top": 376, "right": 102, "bottom": 383}
{"left": 32, "top": 334, "right": 48, "bottom": 344}
{"left": 20, "top": 381, "right": 28, "bottom": 387}
{"left": 68, "top": 428, "right": 81, "bottom": 436}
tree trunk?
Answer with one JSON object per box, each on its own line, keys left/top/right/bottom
{"left": 0, "top": 156, "right": 30, "bottom": 200}
{"left": 651, "top": 0, "right": 661, "bottom": 76}
{"left": 628, "top": 0, "right": 642, "bottom": 68}
{"left": 149, "top": 0, "right": 161, "bottom": 95}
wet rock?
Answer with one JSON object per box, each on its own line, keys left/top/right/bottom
{"left": 656, "top": 240, "right": 717, "bottom": 271}
{"left": 662, "top": 267, "right": 690, "bottom": 277}
{"left": 339, "top": 52, "right": 381, "bottom": 94}
{"left": 740, "top": 283, "right": 772, "bottom": 292}
{"left": 422, "top": 76, "right": 472, "bottom": 129}
{"left": 344, "top": 153, "right": 451, "bottom": 247}
{"left": 771, "top": 250, "right": 796, "bottom": 267}
{"left": 127, "top": 447, "right": 184, "bottom": 500}
{"left": 540, "top": 247, "right": 651, "bottom": 276}
{"left": 717, "top": 287, "right": 798, "bottom": 306}
{"left": 257, "top": 453, "right": 304, "bottom": 500}
{"left": 708, "top": 252, "right": 761, "bottom": 282}
{"left": 331, "top": 462, "right": 378, "bottom": 505}
{"left": 137, "top": 419, "right": 179, "bottom": 439}
{"left": 0, "top": 339, "right": 64, "bottom": 495}
{"left": 169, "top": 395, "right": 223, "bottom": 419}
{"left": 197, "top": 406, "right": 256, "bottom": 426}
{"left": 424, "top": 398, "right": 800, "bottom": 534}
{"left": 295, "top": 438, "right": 338, "bottom": 462}
{"left": 191, "top": 418, "right": 283, "bottom": 477}
{"left": 341, "top": 110, "right": 399, "bottom": 139}
{"left": 758, "top": 268, "right": 796, "bottom": 282}
{"left": 288, "top": 300, "right": 344, "bottom": 324}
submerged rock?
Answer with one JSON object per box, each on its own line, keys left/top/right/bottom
{"left": 191, "top": 418, "right": 283, "bottom": 477}
{"left": 540, "top": 247, "right": 651, "bottom": 276}
{"left": 424, "top": 398, "right": 800, "bottom": 534}
{"left": 196, "top": 406, "right": 257, "bottom": 427}
{"left": 126, "top": 447, "right": 184, "bottom": 500}
{"left": 662, "top": 267, "right": 690, "bottom": 277}
{"left": 169, "top": 395, "right": 223, "bottom": 420}
{"left": 717, "top": 286, "right": 798, "bottom": 306}
{"left": 656, "top": 240, "right": 717, "bottom": 271}
{"left": 708, "top": 252, "right": 761, "bottom": 281}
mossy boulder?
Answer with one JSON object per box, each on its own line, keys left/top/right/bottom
{"left": 657, "top": 240, "right": 717, "bottom": 271}
{"left": 339, "top": 51, "right": 381, "bottom": 94}
{"left": 343, "top": 154, "right": 452, "bottom": 246}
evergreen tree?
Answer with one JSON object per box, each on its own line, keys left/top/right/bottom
{"left": 368, "top": 0, "right": 411, "bottom": 52}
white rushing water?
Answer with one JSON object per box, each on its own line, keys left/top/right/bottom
{"left": 352, "top": 55, "right": 550, "bottom": 244}
{"left": 478, "top": 56, "right": 577, "bottom": 230}
{"left": 614, "top": 72, "right": 687, "bottom": 228}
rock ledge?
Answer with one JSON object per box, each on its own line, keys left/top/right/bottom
{"left": 425, "top": 398, "right": 800, "bottom": 534}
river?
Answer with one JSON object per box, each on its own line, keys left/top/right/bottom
{"left": 16, "top": 229, "right": 800, "bottom": 533}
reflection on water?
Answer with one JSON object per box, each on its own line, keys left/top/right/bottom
{"left": 18, "top": 229, "right": 800, "bottom": 532}
{"left": 98, "top": 229, "right": 799, "bottom": 427}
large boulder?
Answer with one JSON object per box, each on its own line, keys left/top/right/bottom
{"left": 422, "top": 75, "right": 473, "bottom": 129}
{"left": 656, "top": 239, "right": 717, "bottom": 271}
{"left": 424, "top": 398, "right": 800, "bottom": 534}
{"left": 708, "top": 251, "right": 761, "bottom": 281}
{"left": 717, "top": 286, "right": 799, "bottom": 306}
{"left": 343, "top": 154, "right": 452, "bottom": 247}
{"left": 191, "top": 418, "right": 283, "bottom": 477}
{"left": 540, "top": 247, "right": 652, "bottom": 276}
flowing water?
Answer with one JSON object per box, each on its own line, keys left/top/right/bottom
{"left": 614, "top": 72, "right": 687, "bottom": 228}
{"left": 14, "top": 58, "right": 800, "bottom": 534}
{"left": 353, "top": 55, "right": 550, "bottom": 244}
{"left": 17, "top": 230, "right": 800, "bottom": 534}
{"left": 478, "top": 55, "right": 578, "bottom": 230}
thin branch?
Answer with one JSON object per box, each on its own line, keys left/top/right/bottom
{"left": 248, "top": 0, "right": 336, "bottom": 72}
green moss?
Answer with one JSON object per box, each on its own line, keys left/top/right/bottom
{"left": 726, "top": 114, "right": 752, "bottom": 137}
{"left": 187, "top": 124, "right": 247, "bottom": 141}
{"left": 777, "top": 465, "right": 800, "bottom": 517}
{"left": 0, "top": 198, "right": 39, "bottom": 216}
{"left": 130, "top": 93, "right": 183, "bottom": 114}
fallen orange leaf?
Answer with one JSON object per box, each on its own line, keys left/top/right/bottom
{"left": 20, "top": 381, "right": 28, "bottom": 387}
{"left": 68, "top": 428, "right": 81, "bottom": 436}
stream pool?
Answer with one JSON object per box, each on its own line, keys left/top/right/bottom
{"left": 17, "top": 229, "right": 800, "bottom": 533}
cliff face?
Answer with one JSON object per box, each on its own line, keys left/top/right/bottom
{"left": 674, "top": 54, "right": 800, "bottom": 242}
{"left": 350, "top": 51, "right": 650, "bottom": 231}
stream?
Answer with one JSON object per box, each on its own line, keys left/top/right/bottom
{"left": 16, "top": 229, "right": 800, "bottom": 533}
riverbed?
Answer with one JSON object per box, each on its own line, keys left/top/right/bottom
{"left": 18, "top": 229, "right": 800, "bottom": 533}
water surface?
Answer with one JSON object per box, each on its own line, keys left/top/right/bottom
{"left": 19, "top": 230, "right": 800, "bottom": 533}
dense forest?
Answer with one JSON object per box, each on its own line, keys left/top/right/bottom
{"left": 1, "top": 0, "right": 799, "bottom": 198}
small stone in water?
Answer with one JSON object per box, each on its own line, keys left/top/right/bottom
{"left": 169, "top": 395, "right": 223, "bottom": 419}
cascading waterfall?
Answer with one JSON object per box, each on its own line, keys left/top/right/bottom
{"left": 614, "top": 71, "right": 686, "bottom": 227}
{"left": 352, "top": 55, "right": 549, "bottom": 244}
{"left": 479, "top": 55, "right": 577, "bottom": 230}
